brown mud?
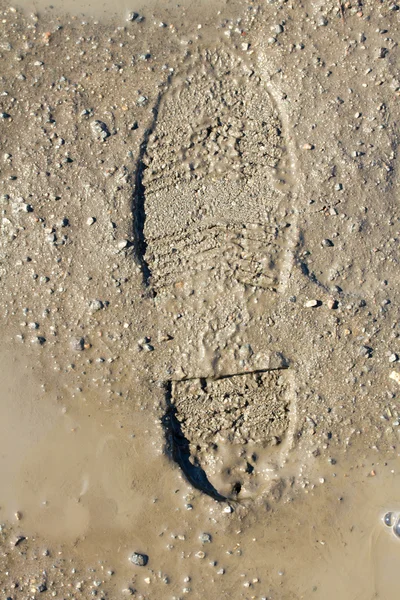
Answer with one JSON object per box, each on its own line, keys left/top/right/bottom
{"left": 0, "top": 0, "right": 400, "bottom": 597}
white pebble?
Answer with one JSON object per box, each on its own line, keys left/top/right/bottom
{"left": 304, "top": 299, "right": 319, "bottom": 308}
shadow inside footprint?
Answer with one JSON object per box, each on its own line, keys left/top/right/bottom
{"left": 162, "top": 381, "right": 230, "bottom": 503}
{"left": 162, "top": 369, "right": 292, "bottom": 502}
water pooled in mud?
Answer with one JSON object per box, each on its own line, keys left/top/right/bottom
{"left": 1, "top": 0, "right": 400, "bottom": 597}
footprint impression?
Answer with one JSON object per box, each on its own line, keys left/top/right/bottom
{"left": 135, "top": 47, "right": 299, "bottom": 502}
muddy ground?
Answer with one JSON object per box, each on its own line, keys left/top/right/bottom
{"left": 0, "top": 0, "right": 400, "bottom": 598}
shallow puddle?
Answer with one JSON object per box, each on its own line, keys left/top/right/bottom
{"left": 16, "top": 0, "right": 237, "bottom": 23}
{"left": 1, "top": 347, "right": 400, "bottom": 598}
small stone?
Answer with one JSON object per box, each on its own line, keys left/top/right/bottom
{"left": 359, "top": 345, "right": 373, "bottom": 358}
{"left": 58, "top": 217, "right": 69, "bottom": 228}
{"left": 302, "top": 143, "right": 314, "bottom": 150}
{"left": 195, "top": 551, "right": 205, "bottom": 559}
{"left": 70, "top": 337, "right": 85, "bottom": 351}
{"left": 37, "top": 584, "right": 47, "bottom": 593}
{"left": 200, "top": 533, "right": 212, "bottom": 544}
{"left": 87, "top": 217, "right": 96, "bottom": 225}
{"left": 322, "top": 239, "right": 334, "bottom": 247}
{"left": 326, "top": 298, "right": 338, "bottom": 310}
{"left": 0, "top": 112, "right": 11, "bottom": 119}
{"left": 389, "top": 353, "right": 398, "bottom": 363}
{"left": 384, "top": 512, "right": 394, "bottom": 526}
{"left": 90, "top": 120, "right": 110, "bottom": 141}
{"left": 304, "top": 299, "right": 319, "bottom": 308}
{"left": 130, "top": 552, "right": 148, "bottom": 566}
{"left": 117, "top": 239, "right": 129, "bottom": 250}
{"left": 137, "top": 95, "right": 148, "bottom": 106}
{"left": 377, "top": 47, "right": 389, "bottom": 59}
{"left": 89, "top": 299, "right": 104, "bottom": 313}
{"left": 223, "top": 505, "right": 233, "bottom": 513}
{"left": 127, "top": 11, "right": 139, "bottom": 21}
{"left": 389, "top": 371, "right": 400, "bottom": 385}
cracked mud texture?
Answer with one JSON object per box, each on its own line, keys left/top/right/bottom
{"left": 0, "top": 0, "right": 400, "bottom": 598}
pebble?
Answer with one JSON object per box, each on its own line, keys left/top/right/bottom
{"left": 130, "top": 552, "right": 148, "bottom": 567}
{"left": 322, "top": 239, "right": 334, "bottom": 247}
{"left": 127, "top": 11, "right": 139, "bottom": 21}
{"left": 377, "top": 47, "right": 389, "bottom": 59}
{"left": 89, "top": 299, "right": 103, "bottom": 313}
{"left": 394, "top": 517, "right": 400, "bottom": 537}
{"left": 326, "top": 298, "right": 338, "bottom": 310}
{"left": 304, "top": 299, "right": 319, "bottom": 308}
{"left": 200, "top": 533, "right": 212, "bottom": 544}
{"left": 302, "top": 143, "right": 314, "bottom": 150}
{"left": 389, "top": 353, "right": 398, "bottom": 363}
{"left": 70, "top": 337, "right": 85, "bottom": 351}
{"left": 359, "top": 345, "right": 373, "bottom": 358}
{"left": 384, "top": 512, "right": 394, "bottom": 526}
{"left": 117, "top": 239, "right": 129, "bottom": 250}
{"left": 87, "top": 217, "right": 96, "bottom": 225}
{"left": 90, "top": 120, "right": 110, "bottom": 141}
{"left": 389, "top": 371, "right": 400, "bottom": 385}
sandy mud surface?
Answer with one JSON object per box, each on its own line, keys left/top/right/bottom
{"left": 0, "top": 0, "right": 400, "bottom": 597}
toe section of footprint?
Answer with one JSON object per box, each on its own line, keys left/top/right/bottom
{"left": 137, "top": 47, "right": 297, "bottom": 380}
{"left": 167, "top": 370, "right": 292, "bottom": 501}
{"left": 141, "top": 47, "right": 294, "bottom": 295}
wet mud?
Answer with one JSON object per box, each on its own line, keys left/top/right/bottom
{"left": 0, "top": 0, "right": 400, "bottom": 598}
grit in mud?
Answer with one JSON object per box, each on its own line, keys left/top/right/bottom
{"left": 0, "top": 0, "right": 400, "bottom": 598}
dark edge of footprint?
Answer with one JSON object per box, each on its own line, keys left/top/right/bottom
{"left": 131, "top": 75, "right": 173, "bottom": 289}
{"left": 162, "top": 380, "right": 231, "bottom": 503}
